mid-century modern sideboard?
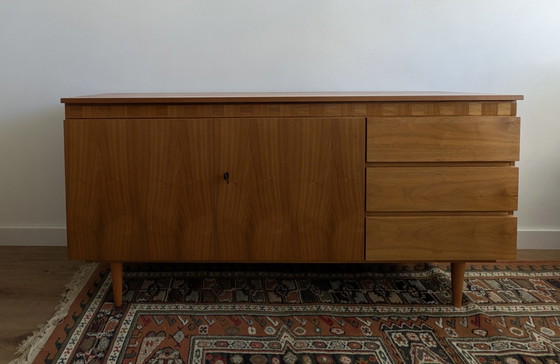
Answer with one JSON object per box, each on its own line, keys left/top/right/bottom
{"left": 61, "top": 92, "right": 522, "bottom": 307}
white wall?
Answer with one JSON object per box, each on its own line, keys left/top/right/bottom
{"left": 1, "top": 0, "right": 559, "bottom": 247}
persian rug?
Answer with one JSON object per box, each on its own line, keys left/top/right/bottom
{"left": 13, "top": 262, "right": 560, "bottom": 364}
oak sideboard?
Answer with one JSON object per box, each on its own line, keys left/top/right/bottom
{"left": 62, "top": 92, "right": 522, "bottom": 307}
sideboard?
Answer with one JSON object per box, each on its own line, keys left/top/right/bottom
{"left": 62, "top": 92, "right": 522, "bottom": 307}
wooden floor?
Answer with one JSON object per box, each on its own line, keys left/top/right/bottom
{"left": 0, "top": 247, "right": 82, "bottom": 363}
{"left": 0, "top": 247, "right": 559, "bottom": 363}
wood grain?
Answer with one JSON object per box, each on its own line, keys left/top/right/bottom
{"left": 64, "top": 103, "right": 369, "bottom": 119}
{"left": 110, "top": 262, "right": 123, "bottom": 306}
{"left": 65, "top": 102, "right": 517, "bottom": 119}
{"left": 451, "top": 262, "right": 466, "bottom": 307}
{"left": 366, "top": 212, "right": 510, "bottom": 216}
{"left": 365, "top": 216, "right": 517, "bottom": 261}
{"left": 366, "top": 162, "right": 513, "bottom": 167}
{"left": 61, "top": 92, "right": 524, "bottom": 104}
{"left": 366, "top": 102, "right": 517, "bottom": 117}
{"left": 214, "top": 117, "right": 364, "bottom": 261}
{"left": 367, "top": 116, "right": 520, "bottom": 162}
{"left": 64, "top": 118, "right": 215, "bottom": 261}
{"left": 0, "top": 247, "right": 82, "bottom": 363}
{"left": 366, "top": 167, "right": 518, "bottom": 211}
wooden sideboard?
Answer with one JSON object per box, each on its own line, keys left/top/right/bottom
{"left": 62, "top": 92, "right": 522, "bottom": 307}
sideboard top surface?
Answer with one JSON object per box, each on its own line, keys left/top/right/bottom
{"left": 61, "top": 92, "right": 524, "bottom": 104}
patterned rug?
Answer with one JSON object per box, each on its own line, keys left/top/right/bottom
{"left": 14, "top": 262, "right": 560, "bottom": 364}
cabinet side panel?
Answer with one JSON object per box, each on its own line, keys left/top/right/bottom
{"left": 215, "top": 117, "right": 364, "bottom": 262}
{"left": 64, "top": 118, "right": 214, "bottom": 261}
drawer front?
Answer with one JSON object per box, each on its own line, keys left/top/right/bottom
{"left": 367, "top": 116, "right": 520, "bottom": 162}
{"left": 365, "top": 216, "right": 517, "bottom": 261}
{"left": 366, "top": 167, "right": 518, "bottom": 212}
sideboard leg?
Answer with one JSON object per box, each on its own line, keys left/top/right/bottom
{"left": 451, "top": 262, "right": 466, "bottom": 308}
{"left": 110, "top": 262, "right": 123, "bottom": 307}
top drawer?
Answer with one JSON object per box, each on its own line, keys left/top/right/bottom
{"left": 367, "top": 116, "right": 520, "bottom": 162}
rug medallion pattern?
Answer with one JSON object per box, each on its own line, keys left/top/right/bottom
{"left": 36, "top": 264, "right": 560, "bottom": 363}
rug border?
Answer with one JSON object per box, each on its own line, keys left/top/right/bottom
{"left": 9, "top": 262, "right": 99, "bottom": 364}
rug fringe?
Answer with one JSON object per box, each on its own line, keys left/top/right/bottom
{"left": 9, "top": 262, "right": 99, "bottom": 364}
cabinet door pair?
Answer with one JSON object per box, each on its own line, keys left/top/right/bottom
{"left": 64, "top": 117, "right": 364, "bottom": 262}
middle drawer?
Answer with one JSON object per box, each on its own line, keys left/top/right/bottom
{"left": 366, "top": 166, "right": 518, "bottom": 212}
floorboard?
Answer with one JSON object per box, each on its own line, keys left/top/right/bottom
{"left": 0, "top": 246, "right": 558, "bottom": 362}
{"left": 0, "top": 247, "right": 82, "bottom": 363}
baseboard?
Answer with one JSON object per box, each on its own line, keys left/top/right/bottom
{"left": 0, "top": 227, "right": 67, "bottom": 246}
{"left": 0, "top": 227, "right": 558, "bottom": 249}
{"left": 517, "top": 230, "right": 560, "bottom": 249}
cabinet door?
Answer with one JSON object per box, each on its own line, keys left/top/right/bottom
{"left": 64, "top": 118, "right": 214, "bottom": 261}
{"left": 215, "top": 118, "right": 364, "bottom": 262}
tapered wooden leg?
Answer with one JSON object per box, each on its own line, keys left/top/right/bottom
{"left": 451, "top": 262, "right": 466, "bottom": 307}
{"left": 110, "top": 262, "right": 123, "bottom": 307}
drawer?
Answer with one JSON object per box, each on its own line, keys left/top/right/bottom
{"left": 367, "top": 116, "right": 520, "bottom": 162}
{"left": 366, "top": 167, "right": 518, "bottom": 211}
{"left": 365, "top": 216, "right": 517, "bottom": 261}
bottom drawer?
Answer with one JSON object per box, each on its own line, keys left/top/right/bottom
{"left": 366, "top": 216, "right": 517, "bottom": 261}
